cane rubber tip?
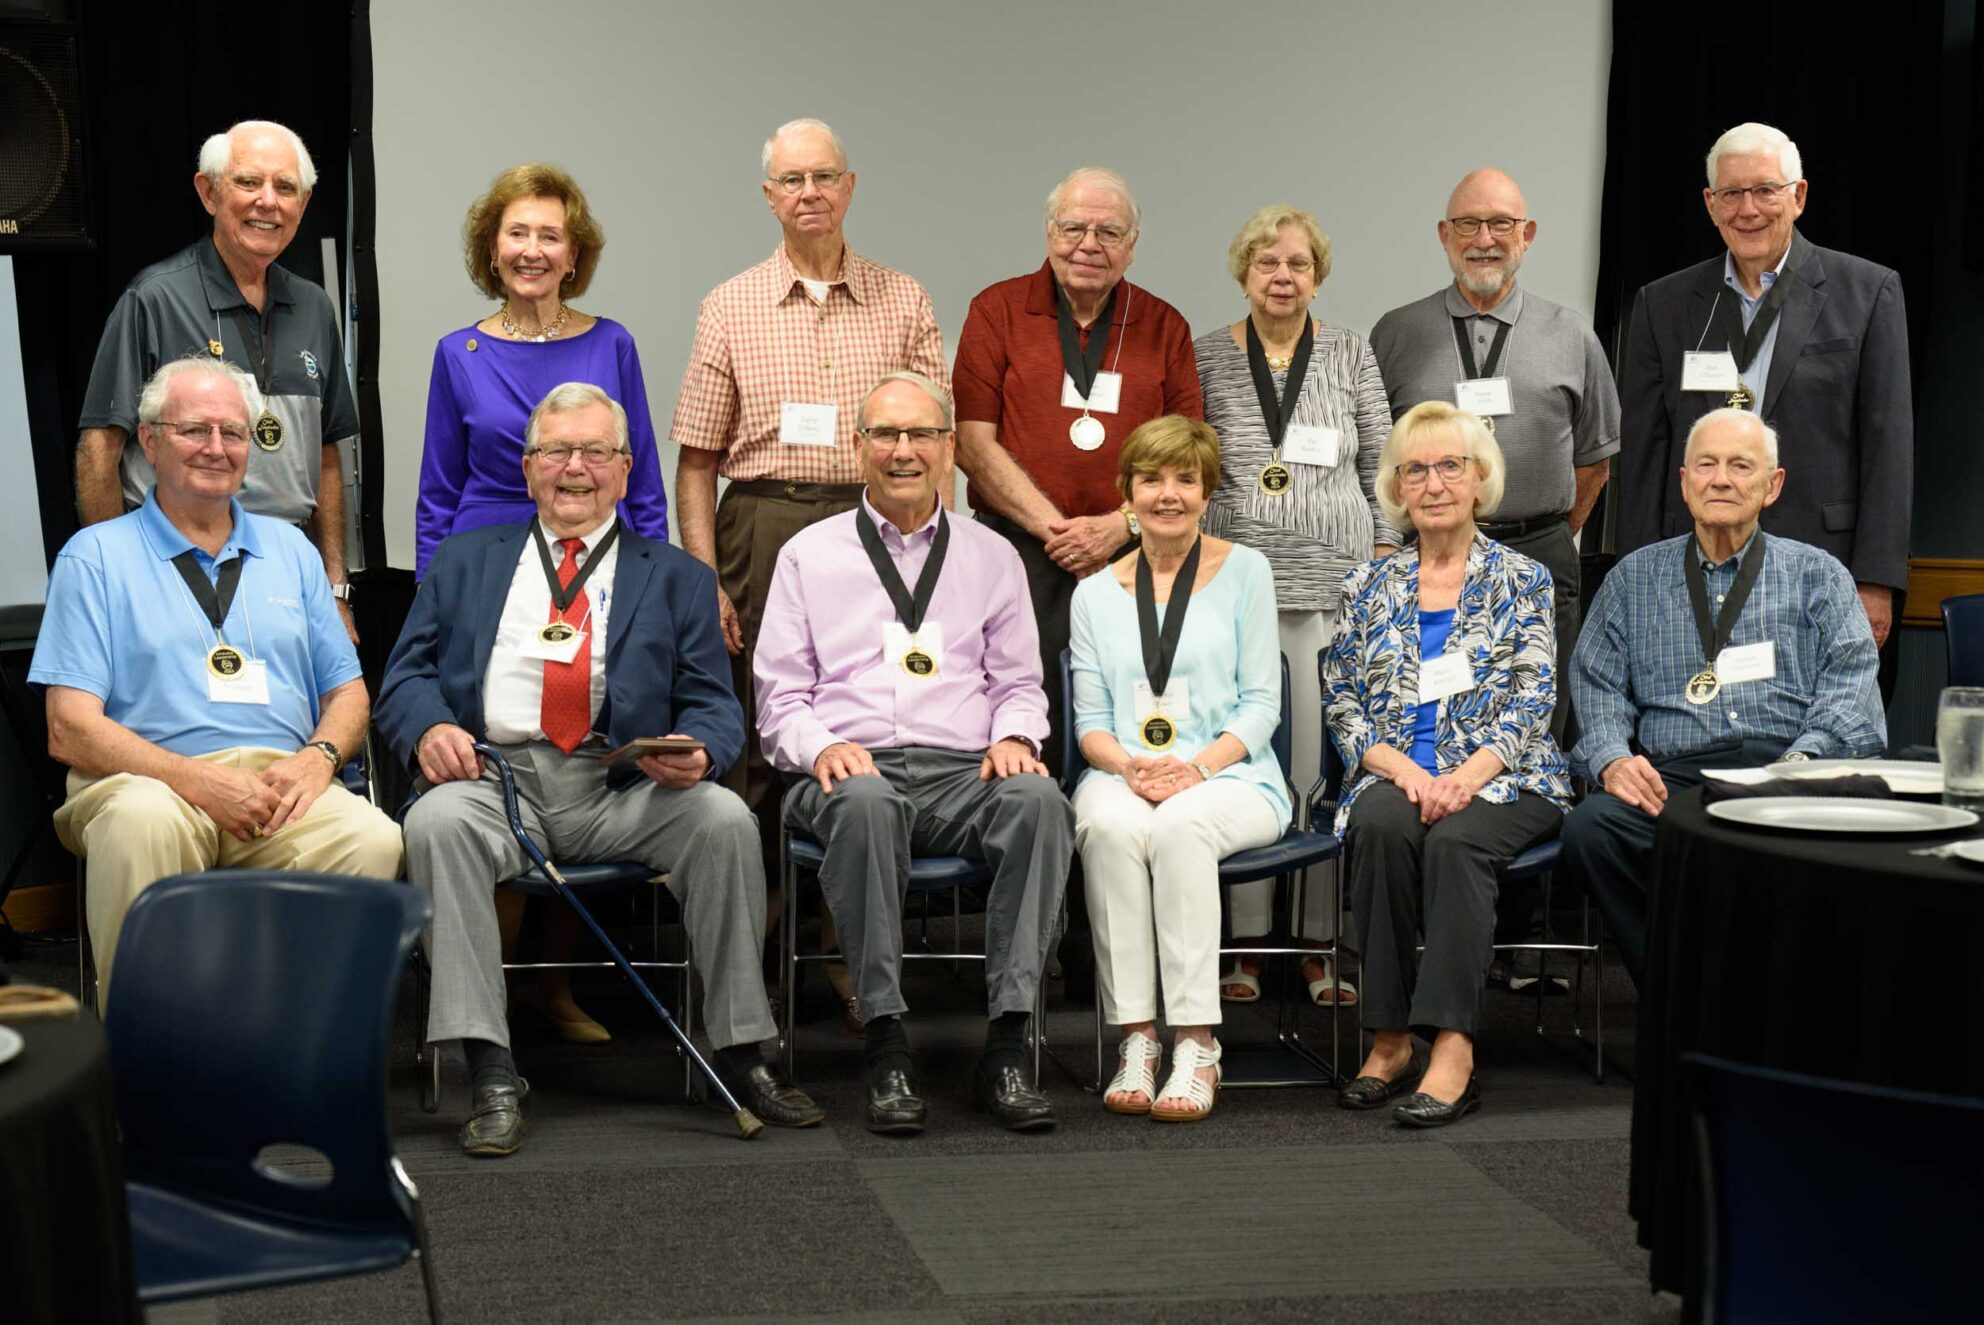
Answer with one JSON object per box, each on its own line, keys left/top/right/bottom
{"left": 736, "top": 1110, "right": 765, "bottom": 1140}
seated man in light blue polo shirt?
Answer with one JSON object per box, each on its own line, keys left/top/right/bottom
{"left": 30, "top": 356, "right": 401, "bottom": 1004}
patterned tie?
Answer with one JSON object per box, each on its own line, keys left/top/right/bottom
{"left": 539, "top": 537, "right": 592, "bottom": 754}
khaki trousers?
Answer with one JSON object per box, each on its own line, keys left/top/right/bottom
{"left": 53, "top": 747, "right": 405, "bottom": 1004}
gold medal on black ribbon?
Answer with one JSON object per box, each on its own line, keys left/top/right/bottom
{"left": 1139, "top": 712, "right": 1176, "bottom": 751}
{"left": 206, "top": 642, "right": 246, "bottom": 679}
{"left": 1479, "top": 414, "right": 1497, "bottom": 434}
{"left": 1685, "top": 668, "right": 1721, "bottom": 705}
{"left": 1259, "top": 461, "right": 1292, "bottom": 495}
{"left": 1724, "top": 383, "right": 1755, "bottom": 410}
{"left": 252, "top": 411, "right": 284, "bottom": 452}
{"left": 855, "top": 503, "right": 952, "bottom": 689}
{"left": 901, "top": 647, "right": 936, "bottom": 678}
{"left": 207, "top": 339, "right": 224, "bottom": 358}
{"left": 538, "top": 620, "right": 578, "bottom": 645}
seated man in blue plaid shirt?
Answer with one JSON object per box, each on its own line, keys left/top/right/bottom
{"left": 1561, "top": 408, "right": 1885, "bottom": 983}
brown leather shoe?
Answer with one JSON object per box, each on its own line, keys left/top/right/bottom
{"left": 460, "top": 1078, "right": 528, "bottom": 1157}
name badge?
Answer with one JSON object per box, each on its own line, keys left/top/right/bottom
{"left": 208, "top": 658, "right": 272, "bottom": 706}
{"left": 1060, "top": 371, "right": 1122, "bottom": 414}
{"left": 1453, "top": 377, "right": 1513, "bottom": 417}
{"left": 882, "top": 622, "right": 945, "bottom": 678}
{"left": 1132, "top": 677, "right": 1190, "bottom": 724}
{"left": 520, "top": 628, "right": 586, "bottom": 664}
{"left": 1715, "top": 640, "right": 1775, "bottom": 684}
{"left": 1418, "top": 651, "right": 1474, "bottom": 703}
{"left": 1281, "top": 424, "right": 1340, "bottom": 468}
{"left": 1681, "top": 351, "right": 1741, "bottom": 392}
{"left": 779, "top": 402, "right": 838, "bottom": 447}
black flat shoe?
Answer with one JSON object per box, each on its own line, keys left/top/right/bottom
{"left": 973, "top": 1062, "right": 1056, "bottom": 1132}
{"left": 721, "top": 1059, "right": 825, "bottom": 1128}
{"left": 866, "top": 1067, "right": 927, "bottom": 1135}
{"left": 459, "top": 1077, "right": 529, "bottom": 1157}
{"left": 1337, "top": 1055, "right": 1421, "bottom": 1110}
{"left": 1394, "top": 1074, "right": 1482, "bottom": 1128}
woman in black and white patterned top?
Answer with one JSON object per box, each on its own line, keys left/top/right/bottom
{"left": 1195, "top": 205, "right": 1399, "bottom": 1007}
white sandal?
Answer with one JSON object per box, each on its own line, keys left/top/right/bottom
{"left": 1104, "top": 1031, "right": 1164, "bottom": 1116}
{"left": 1303, "top": 953, "right": 1358, "bottom": 1007}
{"left": 1151, "top": 1037, "right": 1222, "bottom": 1123}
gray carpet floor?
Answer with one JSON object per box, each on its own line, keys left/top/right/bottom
{"left": 14, "top": 908, "right": 1681, "bottom": 1324}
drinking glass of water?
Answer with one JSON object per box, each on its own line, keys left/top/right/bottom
{"left": 1937, "top": 687, "right": 1984, "bottom": 812}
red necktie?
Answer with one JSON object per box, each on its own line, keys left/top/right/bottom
{"left": 539, "top": 537, "right": 592, "bottom": 754}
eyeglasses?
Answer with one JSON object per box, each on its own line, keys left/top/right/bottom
{"left": 159, "top": 419, "right": 250, "bottom": 446}
{"left": 1710, "top": 182, "right": 1797, "bottom": 210}
{"left": 1250, "top": 256, "right": 1316, "bottom": 276}
{"left": 768, "top": 170, "right": 846, "bottom": 194}
{"left": 1051, "top": 220, "right": 1132, "bottom": 249}
{"left": 1399, "top": 456, "right": 1472, "bottom": 487}
{"left": 858, "top": 426, "right": 949, "bottom": 448}
{"left": 525, "top": 443, "right": 628, "bottom": 466}
{"left": 1446, "top": 216, "right": 1525, "bottom": 238}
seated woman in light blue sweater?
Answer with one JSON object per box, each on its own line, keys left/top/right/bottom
{"left": 1071, "top": 416, "right": 1288, "bottom": 1124}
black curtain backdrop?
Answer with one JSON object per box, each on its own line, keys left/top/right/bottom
{"left": 13, "top": 0, "right": 352, "bottom": 567}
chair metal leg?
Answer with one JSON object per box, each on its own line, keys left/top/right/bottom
{"left": 781, "top": 835, "right": 799, "bottom": 1081}
{"left": 392, "top": 1157, "right": 444, "bottom": 1324}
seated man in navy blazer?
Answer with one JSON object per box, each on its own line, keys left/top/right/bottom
{"left": 377, "top": 382, "right": 821, "bottom": 1157}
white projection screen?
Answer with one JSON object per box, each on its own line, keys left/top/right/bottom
{"left": 370, "top": 0, "right": 1610, "bottom": 569}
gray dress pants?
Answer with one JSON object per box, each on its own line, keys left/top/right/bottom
{"left": 404, "top": 741, "right": 776, "bottom": 1053}
{"left": 1346, "top": 782, "right": 1563, "bottom": 1036}
{"left": 782, "top": 747, "right": 1074, "bottom": 1024}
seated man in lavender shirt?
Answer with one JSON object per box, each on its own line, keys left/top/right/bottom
{"left": 757, "top": 371, "right": 1075, "bottom": 1136}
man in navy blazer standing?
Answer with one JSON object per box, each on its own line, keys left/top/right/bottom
{"left": 1617, "top": 121, "right": 1912, "bottom": 668}
{"left": 378, "top": 382, "right": 821, "bottom": 1157}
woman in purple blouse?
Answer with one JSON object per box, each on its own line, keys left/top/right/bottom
{"left": 416, "top": 162, "right": 668, "bottom": 579}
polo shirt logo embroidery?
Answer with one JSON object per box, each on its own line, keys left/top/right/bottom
{"left": 300, "top": 350, "right": 320, "bottom": 379}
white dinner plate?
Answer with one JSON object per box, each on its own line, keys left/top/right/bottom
{"left": 0, "top": 1024, "right": 21, "bottom": 1069}
{"left": 1764, "top": 759, "right": 1944, "bottom": 796}
{"left": 1706, "top": 796, "right": 1979, "bottom": 834}
{"left": 1953, "top": 841, "right": 1984, "bottom": 865}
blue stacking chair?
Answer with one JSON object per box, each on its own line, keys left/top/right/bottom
{"left": 1683, "top": 1053, "right": 1984, "bottom": 1323}
{"left": 104, "top": 870, "right": 441, "bottom": 1321}
{"left": 1942, "top": 591, "right": 1984, "bottom": 687}
{"left": 1060, "top": 650, "right": 1345, "bottom": 1090}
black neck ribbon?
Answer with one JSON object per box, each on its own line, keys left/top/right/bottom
{"left": 1055, "top": 285, "right": 1118, "bottom": 401}
{"left": 1245, "top": 317, "right": 1314, "bottom": 450}
{"left": 170, "top": 550, "right": 244, "bottom": 636}
{"left": 855, "top": 505, "right": 951, "bottom": 634}
{"left": 1684, "top": 530, "right": 1769, "bottom": 667}
{"left": 1715, "top": 248, "right": 1801, "bottom": 372}
{"left": 531, "top": 517, "right": 620, "bottom": 613}
{"left": 1136, "top": 536, "right": 1204, "bottom": 700}
{"left": 1452, "top": 315, "right": 1511, "bottom": 380}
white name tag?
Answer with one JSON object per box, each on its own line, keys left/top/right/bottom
{"left": 519, "top": 628, "right": 586, "bottom": 664}
{"left": 1716, "top": 640, "right": 1776, "bottom": 684}
{"left": 1418, "top": 651, "right": 1474, "bottom": 702}
{"left": 208, "top": 659, "right": 272, "bottom": 706}
{"left": 1453, "top": 377, "right": 1513, "bottom": 417}
{"left": 1681, "top": 351, "right": 1741, "bottom": 392}
{"left": 1060, "top": 370, "right": 1122, "bottom": 414}
{"left": 779, "top": 401, "right": 838, "bottom": 446}
{"left": 882, "top": 622, "right": 945, "bottom": 673}
{"left": 1281, "top": 424, "right": 1339, "bottom": 468}
{"left": 1133, "top": 677, "right": 1190, "bottom": 724}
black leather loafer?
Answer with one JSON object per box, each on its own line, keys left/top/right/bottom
{"left": 460, "top": 1077, "right": 529, "bottom": 1157}
{"left": 866, "top": 1067, "right": 927, "bottom": 1135}
{"left": 722, "top": 1060, "right": 825, "bottom": 1129}
{"left": 973, "top": 1062, "right": 1056, "bottom": 1132}
{"left": 1394, "top": 1075, "right": 1482, "bottom": 1128}
{"left": 1337, "top": 1056, "right": 1421, "bottom": 1111}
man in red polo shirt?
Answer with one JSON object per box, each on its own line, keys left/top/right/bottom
{"left": 954, "top": 166, "right": 1203, "bottom": 779}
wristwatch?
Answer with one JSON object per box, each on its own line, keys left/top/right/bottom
{"left": 1780, "top": 750, "right": 1810, "bottom": 763}
{"left": 330, "top": 583, "right": 353, "bottom": 603}
{"left": 1190, "top": 760, "right": 1214, "bottom": 782}
{"left": 1120, "top": 505, "right": 1141, "bottom": 539}
{"left": 306, "top": 740, "right": 343, "bottom": 769}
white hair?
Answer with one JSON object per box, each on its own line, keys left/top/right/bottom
{"left": 1705, "top": 122, "right": 1803, "bottom": 187}
{"left": 1043, "top": 166, "right": 1141, "bottom": 231}
{"left": 524, "top": 382, "right": 629, "bottom": 452}
{"left": 859, "top": 371, "right": 954, "bottom": 430}
{"left": 1685, "top": 407, "right": 1781, "bottom": 467}
{"left": 136, "top": 356, "right": 260, "bottom": 426}
{"left": 198, "top": 120, "right": 318, "bottom": 193}
{"left": 761, "top": 118, "right": 847, "bottom": 176}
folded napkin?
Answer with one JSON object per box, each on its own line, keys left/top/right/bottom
{"left": 1701, "top": 773, "right": 1893, "bottom": 805}
{"left": 0, "top": 985, "right": 81, "bottom": 1021}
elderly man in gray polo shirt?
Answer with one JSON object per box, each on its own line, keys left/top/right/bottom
{"left": 1370, "top": 168, "right": 1619, "bottom": 740}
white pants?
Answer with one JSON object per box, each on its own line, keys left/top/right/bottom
{"left": 1229, "top": 609, "right": 1339, "bottom": 942}
{"left": 1075, "top": 775, "right": 1282, "bottom": 1027}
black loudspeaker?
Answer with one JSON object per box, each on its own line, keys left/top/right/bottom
{"left": 0, "top": 15, "right": 92, "bottom": 251}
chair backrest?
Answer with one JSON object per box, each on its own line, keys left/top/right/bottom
{"left": 1059, "top": 649, "right": 1292, "bottom": 793}
{"left": 105, "top": 870, "right": 430, "bottom": 1230}
{"left": 1943, "top": 592, "right": 1984, "bottom": 687}
{"left": 1683, "top": 1052, "right": 1984, "bottom": 1323}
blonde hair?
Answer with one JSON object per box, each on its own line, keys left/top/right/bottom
{"left": 1226, "top": 205, "right": 1332, "bottom": 285}
{"left": 1374, "top": 401, "right": 1506, "bottom": 529}
{"left": 462, "top": 163, "right": 606, "bottom": 300}
{"left": 1116, "top": 415, "right": 1220, "bottom": 499}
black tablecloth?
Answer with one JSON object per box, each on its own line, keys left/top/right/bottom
{"left": 1630, "top": 789, "right": 1984, "bottom": 1310}
{"left": 0, "top": 1014, "right": 141, "bottom": 1323}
